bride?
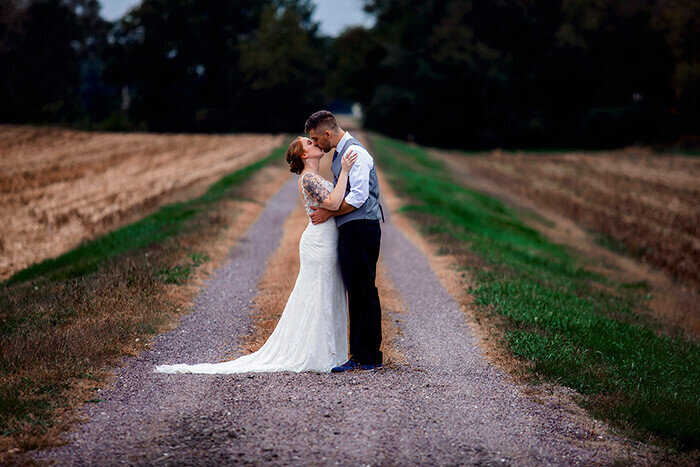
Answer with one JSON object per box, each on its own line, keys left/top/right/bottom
{"left": 154, "top": 137, "right": 357, "bottom": 374}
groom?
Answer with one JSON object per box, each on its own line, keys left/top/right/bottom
{"left": 305, "top": 110, "right": 384, "bottom": 372}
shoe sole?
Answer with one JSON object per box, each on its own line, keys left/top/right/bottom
{"left": 331, "top": 364, "right": 383, "bottom": 373}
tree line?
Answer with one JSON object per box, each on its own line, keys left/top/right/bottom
{"left": 0, "top": 0, "right": 324, "bottom": 133}
{"left": 0, "top": 0, "right": 697, "bottom": 149}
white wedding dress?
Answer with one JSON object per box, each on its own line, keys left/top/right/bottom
{"left": 154, "top": 178, "right": 348, "bottom": 374}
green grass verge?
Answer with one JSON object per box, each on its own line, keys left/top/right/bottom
{"left": 157, "top": 252, "right": 210, "bottom": 285}
{"left": 4, "top": 145, "right": 287, "bottom": 286}
{"left": 370, "top": 134, "right": 699, "bottom": 450}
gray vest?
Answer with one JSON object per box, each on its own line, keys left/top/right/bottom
{"left": 331, "top": 136, "right": 383, "bottom": 228}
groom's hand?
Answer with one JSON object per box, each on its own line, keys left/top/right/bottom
{"left": 309, "top": 206, "right": 333, "bottom": 224}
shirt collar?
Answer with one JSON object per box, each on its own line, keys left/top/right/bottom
{"left": 336, "top": 131, "right": 352, "bottom": 152}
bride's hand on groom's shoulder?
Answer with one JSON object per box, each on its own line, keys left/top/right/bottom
{"left": 309, "top": 206, "right": 332, "bottom": 224}
{"left": 341, "top": 151, "right": 358, "bottom": 172}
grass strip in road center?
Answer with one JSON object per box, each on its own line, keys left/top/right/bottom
{"left": 0, "top": 142, "right": 288, "bottom": 459}
{"left": 370, "top": 134, "right": 699, "bottom": 451}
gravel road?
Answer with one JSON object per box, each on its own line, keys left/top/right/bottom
{"left": 36, "top": 176, "right": 641, "bottom": 465}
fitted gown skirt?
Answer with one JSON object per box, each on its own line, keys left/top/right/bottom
{"left": 154, "top": 220, "right": 349, "bottom": 374}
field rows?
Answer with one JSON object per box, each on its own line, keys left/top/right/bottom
{"left": 454, "top": 149, "right": 700, "bottom": 287}
{"left": 0, "top": 125, "right": 283, "bottom": 280}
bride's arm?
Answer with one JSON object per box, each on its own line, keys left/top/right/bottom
{"left": 302, "top": 152, "right": 357, "bottom": 211}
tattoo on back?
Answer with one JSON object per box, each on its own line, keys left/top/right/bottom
{"left": 302, "top": 173, "right": 330, "bottom": 204}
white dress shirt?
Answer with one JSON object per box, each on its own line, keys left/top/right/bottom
{"left": 336, "top": 131, "right": 373, "bottom": 209}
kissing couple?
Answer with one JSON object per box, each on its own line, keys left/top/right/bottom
{"left": 155, "top": 110, "right": 384, "bottom": 375}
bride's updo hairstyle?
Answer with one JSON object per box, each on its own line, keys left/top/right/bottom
{"left": 286, "top": 137, "right": 305, "bottom": 174}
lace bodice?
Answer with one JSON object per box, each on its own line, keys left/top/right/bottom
{"left": 302, "top": 176, "right": 335, "bottom": 216}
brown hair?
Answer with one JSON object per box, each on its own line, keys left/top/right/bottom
{"left": 304, "top": 110, "right": 340, "bottom": 133}
{"left": 286, "top": 137, "right": 305, "bottom": 174}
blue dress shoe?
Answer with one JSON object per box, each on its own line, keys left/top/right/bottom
{"left": 331, "top": 359, "right": 383, "bottom": 373}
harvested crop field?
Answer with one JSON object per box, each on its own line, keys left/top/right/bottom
{"left": 0, "top": 125, "right": 283, "bottom": 280}
{"left": 442, "top": 148, "right": 700, "bottom": 289}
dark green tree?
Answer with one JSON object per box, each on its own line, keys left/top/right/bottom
{"left": 104, "top": 0, "right": 271, "bottom": 131}
{"left": 238, "top": 5, "right": 325, "bottom": 132}
{"left": 103, "top": 0, "right": 323, "bottom": 132}
{"left": 0, "top": 0, "right": 83, "bottom": 122}
{"left": 325, "top": 27, "right": 385, "bottom": 107}
{"left": 349, "top": 0, "right": 692, "bottom": 149}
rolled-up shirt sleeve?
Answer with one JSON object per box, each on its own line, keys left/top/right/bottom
{"left": 344, "top": 145, "right": 373, "bottom": 209}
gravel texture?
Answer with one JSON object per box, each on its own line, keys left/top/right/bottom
{"left": 35, "top": 177, "right": 638, "bottom": 465}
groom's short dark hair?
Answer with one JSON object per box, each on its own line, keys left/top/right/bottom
{"left": 304, "top": 110, "right": 340, "bottom": 133}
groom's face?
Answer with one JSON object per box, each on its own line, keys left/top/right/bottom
{"left": 308, "top": 128, "right": 332, "bottom": 153}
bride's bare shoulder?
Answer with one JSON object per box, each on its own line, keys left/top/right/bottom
{"left": 301, "top": 171, "right": 321, "bottom": 182}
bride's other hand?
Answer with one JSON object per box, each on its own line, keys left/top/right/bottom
{"left": 341, "top": 151, "right": 358, "bottom": 172}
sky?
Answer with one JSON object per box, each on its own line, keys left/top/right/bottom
{"left": 99, "top": 0, "right": 375, "bottom": 37}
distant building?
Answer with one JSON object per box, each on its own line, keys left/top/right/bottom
{"left": 351, "top": 103, "right": 363, "bottom": 120}
{"left": 121, "top": 86, "right": 131, "bottom": 111}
